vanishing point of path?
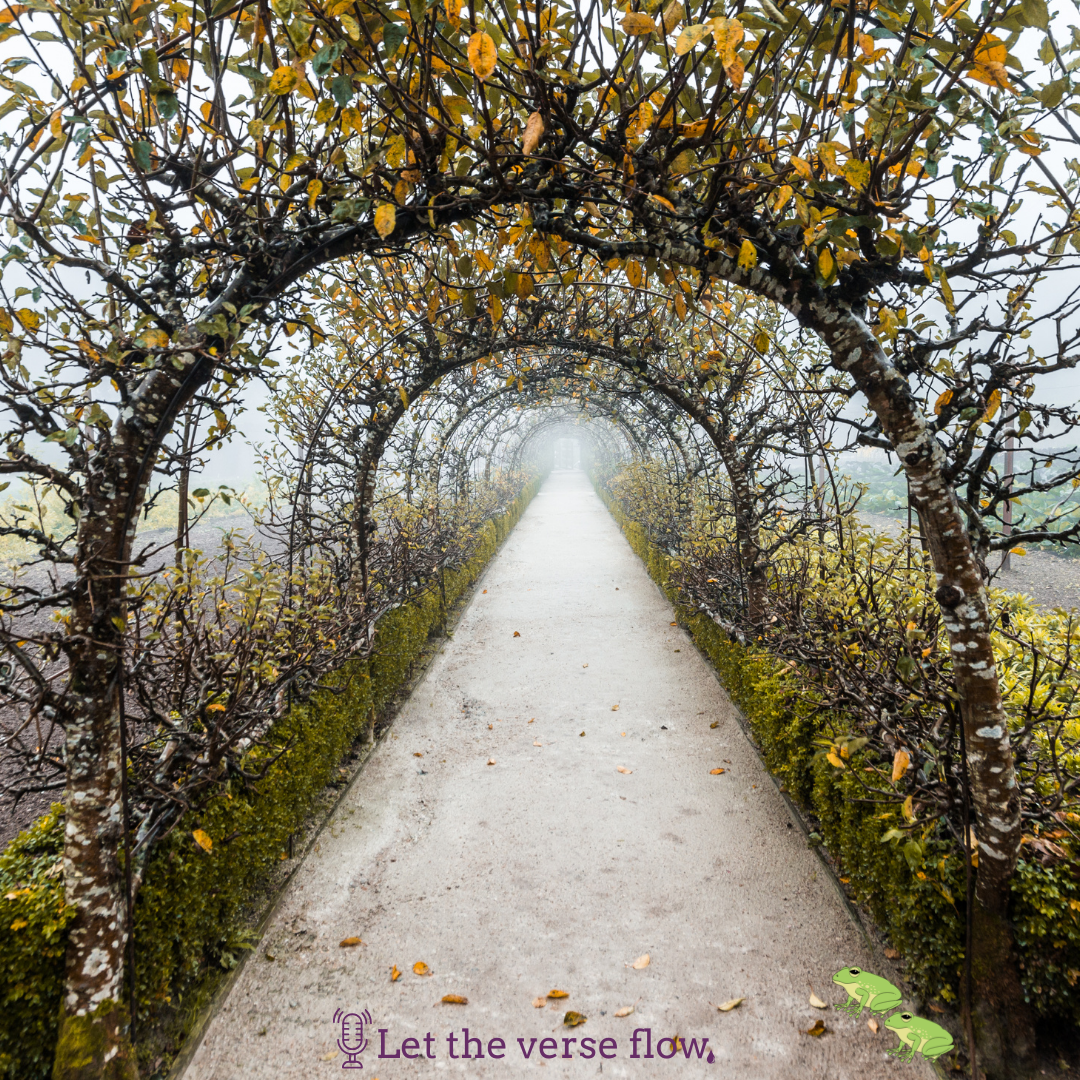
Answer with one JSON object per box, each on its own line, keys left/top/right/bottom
{"left": 185, "top": 472, "right": 932, "bottom": 1079}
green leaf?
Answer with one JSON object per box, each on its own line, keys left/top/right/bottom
{"left": 329, "top": 73, "right": 354, "bottom": 107}
{"left": 140, "top": 47, "right": 159, "bottom": 82}
{"left": 155, "top": 90, "right": 179, "bottom": 119}
{"left": 132, "top": 141, "right": 152, "bottom": 172}
{"left": 383, "top": 22, "right": 408, "bottom": 57}
{"left": 312, "top": 40, "right": 345, "bottom": 77}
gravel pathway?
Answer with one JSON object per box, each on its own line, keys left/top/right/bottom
{"left": 183, "top": 473, "right": 933, "bottom": 1079}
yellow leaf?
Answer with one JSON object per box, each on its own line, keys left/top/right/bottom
{"left": 521, "top": 111, "right": 545, "bottom": 155}
{"left": 14, "top": 308, "right": 40, "bottom": 332}
{"left": 809, "top": 992, "right": 827, "bottom": 1008}
{"left": 1011, "top": 546, "right": 1026, "bottom": 556}
{"left": 826, "top": 751, "right": 845, "bottom": 769}
{"left": 710, "top": 768, "right": 725, "bottom": 775}
{"left": 649, "top": 193, "right": 676, "bottom": 211}
{"left": 444, "top": 0, "right": 461, "bottom": 28}
{"left": 10, "top": 919, "right": 28, "bottom": 931}
{"left": 0, "top": 310, "right": 12, "bottom": 335}
{"left": 397, "top": 385, "right": 409, "bottom": 410}
{"left": 475, "top": 251, "right": 495, "bottom": 272}
{"left": 817, "top": 247, "right": 835, "bottom": 281}
{"left": 737, "top": 238, "right": 757, "bottom": 270}
{"left": 374, "top": 203, "right": 396, "bottom": 239}
{"left": 660, "top": 0, "right": 684, "bottom": 30}
{"left": 674, "top": 23, "right": 710, "bottom": 55}
{"left": 442, "top": 994, "right": 468, "bottom": 1004}
{"left": 614, "top": 1004, "right": 635, "bottom": 1017}
{"left": 891, "top": 749, "right": 910, "bottom": 782}
{"left": 717, "top": 997, "right": 744, "bottom": 1011}
{"left": 940, "top": 274, "right": 956, "bottom": 315}
{"left": 934, "top": 388, "right": 953, "bottom": 415}
{"left": 902, "top": 795, "right": 915, "bottom": 822}
{"left": 307, "top": 178, "right": 323, "bottom": 209}
{"left": 617, "top": 765, "right": 632, "bottom": 775}
{"left": 563, "top": 1011, "right": 587, "bottom": 1026}
{"left": 621, "top": 11, "right": 657, "bottom": 34}
{"left": 611, "top": 704, "right": 620, "bottom": 711}
{"left": 413, "top": 961, "right": 432, "bottom": 976}
{"left": 0, "top": 5, "right": 28, "bottom": 24}
{"left": 339, "top": 936, "right": 363, "bottom": 947}
{"left": 268, "top": 66, "right": 298, "bottom": 96}
{"left": 320, "top": 1050, "right": 339, "bottom": 1061}
{"left": 709, "top": 14, "right": 743, "bottom": 57}
{"left": 790, "top": 157, "right": 814, "bottom": 182}
{"left": 467, "top": 31, "right": 497, "bottom": 80}
{"left": 547, "top": 989, "right": 569, "bottom": 999}
{"left": 805, "top": 1020, "right": 828, "bottom": 1037}
{"left": 631, "top": 953, "right": 650, "bottom": 969}
{"left": 192, "top": 829, "right": 212, "bottom": 852}
{"left": 391, "top": 965, "right": 401, "bottom": 981}
{"left": 140, "top": 328, "right": 169, "bottom": 349}
{"left": 625, "top": 260, "right": 644, "bottom": 288}
{"left": 843, "top": 159, "right": 870, "bottom": 191}
{"left": 983, "top": 388, "right": 1001, "bottom": 421}
{"left": 753, "top": 329, "right": 769, "bottom": 353}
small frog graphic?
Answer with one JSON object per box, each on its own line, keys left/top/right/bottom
{"left": 884, "top": 1011, "right": 955, "bottom": 1062}
{"left": 832, "top": 967, "right": 903, "bottom": 1017}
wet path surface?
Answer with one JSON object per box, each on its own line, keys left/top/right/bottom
{"left": 185, "top": 471, "right": 930, "bottom": 1079}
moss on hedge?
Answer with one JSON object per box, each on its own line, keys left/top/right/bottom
{"left": 598, "top": 479, "right": 1080, "bottom": 1024}
{"left": 0, "top": 478, "right": 539, "bottom": 1079}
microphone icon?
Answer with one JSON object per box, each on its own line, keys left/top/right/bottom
{"left": 333, "top": 1008, "right": 371, "bottom": 1069}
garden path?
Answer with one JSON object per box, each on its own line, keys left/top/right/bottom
{"left": 183, "top": 471, "right": 933, "bottom": 1079}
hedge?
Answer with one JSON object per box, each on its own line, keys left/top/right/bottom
{"left": 0, "top": 476, "right": 541, "bottom": 1079}
{"left": 596, "top": 479, "right": 1080, "bottom": 1024}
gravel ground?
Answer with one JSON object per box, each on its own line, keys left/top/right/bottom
{"left": 859, "top": 512, "right": 1080, "bottom": 613}
{"left": 183, "top": 472, "right": 931, "bottom": 1080}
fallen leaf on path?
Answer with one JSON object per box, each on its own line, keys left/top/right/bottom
{"left": 488, "top": 724, "right": 493, "bottom": 730}
{"left": 710, "top": 768, "right": 725, "bottom": 775}
{"left": 580, "top": 731, "right": 586, "bottom": 737}
{"left": 482, "top": 589, "right": 487, "bottom": 593}
{"left": 614, "top": 1005, "right": 635, "bottom": 1017}
{"left": 487, "top": 759, "right": 496, "bottom": 765}
{"left": 414, "top": 961, "right": 432, "bottom": 976}
{"left": 391, "top": 965, "right": 401, "bottom": 981}
{"left": 617, "top": 766, "right": 632, "bottom": 774}
{"left": 320, "top": 1049, "right": 339, "bottom": 1060}
{"left": 717, "top": 997, "right": 744, "bottom": 1012}
{"left": 563, "top": 1011, "right": 587, "bottom": 1027}
{"left": 339, "top": 937, "right": 363, "bottom": 948}
{"left": 547, "top": 989, "right": 569, "bottom": 999}
{"left": 670, "top": 621, "right": 677, "bottom": 626}
{"left": 611, "top": 704, "right": 619, "bottom": 711}
{"left": 629, "top": 954, "right": 650, "bottom": 969}
{"left": 868, "top": 1018, "right": 879, "bottom": 1033}
{"left": 805, "top": 1020, "right": 828, "bottom": 1037}
{"left": 265, "top": 952, "right": 276, "bottom": 961}
{"left": 413, "top": 752, "right": 423, "bottom": 757}
{"left": 582, "top": 663, "right": 588, "bottom": 668}
{"left": 532, "top": 997, "right": 546, "bottom": 1008}
{"left": 884, "top": 947, "right": 900, "bottom": 959}
{"left": 809, "top": 992, "right": 827, "bottom": 1009}
{"left": 928, "top": 1002, "right": 947, "bottom": 1014}
{"left": 442, "top": 994, "right": 468, "bottom": 1004}
{"left": 710, "top": 721, "right": 720, "bottom": 729}
{"left": 528, "top": 718, "right": 534, "bottom": 723}
{"left": 534, "top": 739, "right": 543, "bottom": 746}
{"left": 621, "top": 732, "right": 626, "bottom": 736}
{"left": 513, "top": 631, "right": 521, "bottom": 637}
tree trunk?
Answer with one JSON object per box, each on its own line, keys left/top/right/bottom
{"left": 54, "top": 343, "right": 212, "bottom": 1078}
{"left": 811, "top": 303, "right": 1033, "bottom": 1076}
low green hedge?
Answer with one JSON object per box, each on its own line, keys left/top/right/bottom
{"left": 0, "top": 477, "right": 540, "bottom": 1079}
{"left": 597, "top": 480, "right": 1080, "bottom": 1023}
